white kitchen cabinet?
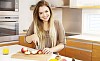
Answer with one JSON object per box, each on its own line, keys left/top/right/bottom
{"left": 70, "top": 0, "right": 100, "bottom": 8}
{"left": 70, "top": 0, "right": 78, "bottom": 8}
{"left": 30, "top": 0, "right": 69, "bottom": 10}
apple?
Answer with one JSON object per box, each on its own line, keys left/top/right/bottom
{"left": 21, "top": 47, "right": 28, "bottom": 53}
{"left": 60, "top": 58, "right": 67, "bottom": 61}
{"left": 37, "top": 50, "right": 43, "bottom": 54}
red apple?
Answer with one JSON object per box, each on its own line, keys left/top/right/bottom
{"left": 60, "top": 58, "right": 67, "bottom": 61}
{"left": 21, "top": 47, "right": 28, "bottom": 53}
{"left": 37, "top": 50, "right": 43, "bottom": 54}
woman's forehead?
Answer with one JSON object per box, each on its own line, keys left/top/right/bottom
{"left": 39, "top": 6, "right": 49, "bottom": 12}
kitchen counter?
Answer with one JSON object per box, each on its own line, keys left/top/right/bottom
{"left": 67, "top": 34, "right": 100, "bottom": 43}
{"left": 0, "top": 44, "right": 33, "bottom": 61}
{"left": 0, "top": 44, "right": 81, "bottom": 61}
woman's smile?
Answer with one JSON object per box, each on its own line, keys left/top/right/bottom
{"left": 43, "top": 15, "right": 49, "bottom": 20}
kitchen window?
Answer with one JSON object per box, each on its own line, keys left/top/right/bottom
{"left": 82, "top": 9, "right": 100, "bottom": 35}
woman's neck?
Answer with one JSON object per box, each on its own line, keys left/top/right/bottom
{"left": 43, "top": 22, "right": 49, "bottom": 31}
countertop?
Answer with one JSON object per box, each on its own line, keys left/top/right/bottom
{"left": 0, "top": 44, "right": 81, "bottom": 61}
{"left": 0, "top": 44, "right": 33, "bottom": 61}
{"left": 67, "top": 34, "right": 100, "bottom": 43}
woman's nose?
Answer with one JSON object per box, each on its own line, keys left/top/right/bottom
{"left": 43, "top": 13, "right": 47, "bottom": 16}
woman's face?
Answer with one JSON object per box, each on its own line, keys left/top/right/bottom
{"left": 39, "top": 6, "right": 50, "bottom": 22}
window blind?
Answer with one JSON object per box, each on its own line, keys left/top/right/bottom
{"left": 82, "top": 12, "right": 100, "bottom": 35}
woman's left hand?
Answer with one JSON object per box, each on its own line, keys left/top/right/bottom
{"left": 42, "top": 48, "right": 53, "bottom": 54}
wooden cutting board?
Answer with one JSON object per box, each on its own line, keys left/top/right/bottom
{"left": 11, "top": 52, "right": 52, "bottom": 61}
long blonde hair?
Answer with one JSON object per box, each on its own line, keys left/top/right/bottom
{"left": 33, "top": 0, "right": 57, "bottom": 49}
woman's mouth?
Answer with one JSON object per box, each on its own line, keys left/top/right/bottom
{"left": 43, "top": 16, "right": 48, "bottom": 19}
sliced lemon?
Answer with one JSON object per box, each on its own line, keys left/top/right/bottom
{"left": 49, "top": 58, "right": 58, "bottom": 61}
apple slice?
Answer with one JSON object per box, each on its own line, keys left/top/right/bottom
{"left": 31, "top": 50, "right": 38, "bottom": 54}
{"left": 60, "top": 58, "right": 67, "bottom": 61}
{"left": 25, "top": 51, "right": 31, "bottom": 55}
{"left": 37, "top": 50, "right": 44, "bottom": 54}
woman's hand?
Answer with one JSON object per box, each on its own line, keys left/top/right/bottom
{"left": 31, "top": 34, "right": 39, "bottom": 45}
{"left": 42, "top": 48, "right": 53, "bottom": 54}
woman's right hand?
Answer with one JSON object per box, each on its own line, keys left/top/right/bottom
{"left": 26, "top": 34, "right": 39, "bottom": 45}
{"left": 30, "top": 34, "right": 39, "bottom": 45}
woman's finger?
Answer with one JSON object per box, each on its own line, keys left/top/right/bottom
{"left": 43, "top": 48, "right": 52, "bottom": 54}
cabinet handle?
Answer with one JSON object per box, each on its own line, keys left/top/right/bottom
{"left": 66, "top": 46, "right": 92, "bottom": 52}
{"left": 68, "top": 39, "right": 93, "bottom": 44}
{"left": 93, "top": 43, "right": 100, "bottom": 46}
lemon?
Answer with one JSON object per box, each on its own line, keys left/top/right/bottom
{"left": 49, "top": 58, "right": 58, "bottom": 61}
{"left": 3, "top": 48, "right": 9, "bottom": 55}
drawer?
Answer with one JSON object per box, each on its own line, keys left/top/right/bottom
{"left": 66, "top": 47, "right": 92, "bottom": 61}
{"left": 66, "top": 47, "right": 80, "bottom": 58}
{"left": 66, "top": 38, "right": 92, "bottom": 50}
{"left": 92, "top": 57, "right": 100, "bottom": 61}
{"left": 92, "top": 43, "right": 100, "bottom": 61}
{"left": 93, "top": 43, "right": 100, "bottom": 50}
{"left": 58, "top": 48, "right": 66, "bottom": 56}
{"left": 80, "top": 50, "right": 92, "bottom": 61}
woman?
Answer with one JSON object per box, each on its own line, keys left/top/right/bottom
{"left": 26, "top": 0, "right": 65, "bottom": 54}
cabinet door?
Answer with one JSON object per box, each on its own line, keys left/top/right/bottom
{"left": 92, "top": 43, "right": 100, "bottom": 61}
{"left": 70, "top": 0, "right": 78, "bottom": 8}
{"left": 70, "top": 0, "right": 100, "bottom": 8}
{"left": 58, "top": 48, "right": 66, "bottom": 56}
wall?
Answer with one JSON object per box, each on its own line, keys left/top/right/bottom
{"left": 62, "top": 8, "right": 82, "bottom": 34}
{"left": 19, "top": 0, "right": 42, "bottom": 33}
{"left": 52, "top": 8, "right": 62, "bottom": 23}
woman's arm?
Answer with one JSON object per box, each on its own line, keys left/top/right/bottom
{"left": 25, "top": 21, "right": 34, "bottom": 43}
{"left": 50, "top": 43, "right": 64, "bottom": 52}
{"left": 55, "top": 20, "right": 65, "bottom": 52}
{"left": 43, "top": 43, "right": 64, "bottom": 54}
{"left": 26, "top": 34, "right": 39, "bottom": 44}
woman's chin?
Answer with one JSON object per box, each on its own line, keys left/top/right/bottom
{"left": 43, "top": 20, "right": 49, "bottom": 22}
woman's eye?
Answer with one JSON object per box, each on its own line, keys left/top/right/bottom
{"left": 39, "top": 12, "right": 42, "bottom": 15}
{"left": 45, "top": 10, "right": 48, "bottom": 13}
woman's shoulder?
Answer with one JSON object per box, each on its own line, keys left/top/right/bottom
{"left": 54, "top": 20, "right": 59, "bottom": 24}
{"left": 54, "top": 20, "right": 63, "bottom": 29}
{"left": 54, "top": 20, "right": 62, "bottom": 26}
{"left": 54, "top": 20, "right": 60, "bottom": 29}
